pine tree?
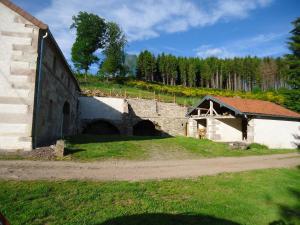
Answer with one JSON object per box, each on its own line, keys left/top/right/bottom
{"left": 286, "top": 17, "right": 300, "bottom": 89}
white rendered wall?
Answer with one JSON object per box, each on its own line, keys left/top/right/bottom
{"left": 79, "top": 97, "right": 126, "bottom": 121}
{"left": 216, "top": 118, "right": 243, "bottom": 142}
{"left": 252, "top": 118, "right": 300, "bottom": 149}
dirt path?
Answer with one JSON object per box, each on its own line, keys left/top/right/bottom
{"left": 0, "top": 153, "right": 299, "bottom": 181}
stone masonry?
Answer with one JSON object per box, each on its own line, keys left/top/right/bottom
{"left": 0, "top": 1, "right": 80, "bottom": 151}
{"left": 0, "top": 3, "right": 39, "bottom": 151}
{"left": 79, "top": 97, "right": 188, "bottom": 136}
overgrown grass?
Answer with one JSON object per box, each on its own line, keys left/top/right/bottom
{"left": 77, "top": 75, "right": 287, "bottom": 107}
{"left": 1, "top": 168, "right": 299, "bottom": 225}
{"left": 64, "top": 135, "right": 296, "bottom": 161}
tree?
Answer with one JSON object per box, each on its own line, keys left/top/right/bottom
{"left": 286, "top": 17, "right": 300, "bottom": 89}
{"left": 100, "top": 22, "right": 127, "bottom": 76}
{"left": 70, "top": 12, "right": 106, "bottom": 80}
{"left": 136, "top": 50, "right": 156, "bottom": 81}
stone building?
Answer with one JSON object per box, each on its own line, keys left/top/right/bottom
{"left": 0, "top": 0, "right": 80, "bottom": 151}
{"left": 187, "top": 95, "right": 300, "bottom": 149}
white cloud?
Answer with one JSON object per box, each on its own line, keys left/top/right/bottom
{"left": 194, "top": 32, "right": 288, "bottom": 58}
{"left": 34, "top": 0, "right": 273, "bottom": 59}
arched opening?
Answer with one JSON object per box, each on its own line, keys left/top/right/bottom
{"left": 62, "top": 101, "right": 70, "bottom": 137}
{"left": 83, "top": 120, "right": 120, "bottom": 135}
{"left": 133, "top": 120, "right": 161, "bottom": 136}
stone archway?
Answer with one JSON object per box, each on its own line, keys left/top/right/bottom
{"left": 83, "top": 120, "right": 120, "bottom": 135}
{"left": 133, "top": 120, "right": 161, "bottom": 136}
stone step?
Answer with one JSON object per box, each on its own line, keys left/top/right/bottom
{"left": 0, "top": 135, "right": 32, "bottom": 151}
{"left": 0, "top": 85, "right": 31, "bottom": 98}
{"left": 0, "top": 123, "right": 28, "bottom": 135}
{"left": 0, "top": 103, "right": 29, "bottom": 114}
{"left": 0, "top": 113, "right": 31, "bottom": 124}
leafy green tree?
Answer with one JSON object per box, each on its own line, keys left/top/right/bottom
{"left": 70, "top": 12, "right": 106, "bottom": 80}
{"left": 100, "top": 22, "right": 127, "bottom": 77}
{"left": 286, "top": 17, "right": 300, "bottom": 89}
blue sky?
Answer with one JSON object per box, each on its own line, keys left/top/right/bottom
{"left": 14, "top": 0, "right": 300, "bottom": 63}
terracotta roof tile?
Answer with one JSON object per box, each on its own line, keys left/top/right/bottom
{"left": 213, "top": 96, "right": 300, "bottom": 118}
{"left": 0, "top": 0, "right": 48, "bottom": 29}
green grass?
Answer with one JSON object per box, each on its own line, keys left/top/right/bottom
{"left": 80, "top": 77, "right": 200, "bottom": 106}
{"left": 78, "top": 75, "right": 286, "bottom": 107}
{"left": 64, "top": 135, "right": 296, "bottom": 161}
{"left": 1, "top": 168, "right": 299, "bottom": 225}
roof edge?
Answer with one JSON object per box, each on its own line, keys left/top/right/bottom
{"left": 0, "top": 0, "right": 48, "bottom": 30}
{"left": 245, "top": 112, "right": 300, "bottom": 120}
{"left": 186, "top": 95, "right": 243, "bottom": 117}
{"left": 46, "top": 30, "right": 81, "bottom": 92}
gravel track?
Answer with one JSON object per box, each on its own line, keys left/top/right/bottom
{"left": 0, "top": 153, "right": 299, "bottom": 181}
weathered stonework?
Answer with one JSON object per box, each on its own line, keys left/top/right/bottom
{"left": 0, "top": 2, "right": 80, "bottom": 151}
{"left": 0, "top": 3, "right": 39, "bottom": 151}
{"left": 33, "top": 36, "right": 79, "bottom": 147}
{"left": 79, "top": 97, "right": 188, "bottom": 137}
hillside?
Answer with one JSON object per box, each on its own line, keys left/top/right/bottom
{"left": 77, "top": 75, "right": 298, "bottom": 111}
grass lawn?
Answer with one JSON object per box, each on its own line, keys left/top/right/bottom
{"left": 0, "top": 168, "right": 299, "bottom": 225}
{"left": 64, "top": 135, "right": 297, "bottom": 161}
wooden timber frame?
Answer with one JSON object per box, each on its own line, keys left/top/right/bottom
{"left": 190, "top": 100, "right": 235, "bottom": 119}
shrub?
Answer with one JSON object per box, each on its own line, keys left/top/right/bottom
{"left": 247, "top": 143, "right": 269, "bottom": 150}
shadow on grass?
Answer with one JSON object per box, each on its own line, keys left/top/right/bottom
{"left": 64, "top": 147, "right": 86, "bottom": 156}
{"left": 66, "top": 134, "right": 170, "bottom": 145}
{"left": 269, "top": 166, "right": 300, "bottom": 225}
{"left": 97, "top": 213, "right": 241, "bottom": 225}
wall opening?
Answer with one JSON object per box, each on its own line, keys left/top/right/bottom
{"left": 83, "top": 120, "right": 120, "bottom": 135}
{"left": 62, "top": 101, "right": 70, "bottom": 137}
{"left": 133, "top": 120, "right": 161, "bottom": 136}
{"left": 197, "top": 119, "right": 207, "bottom": 139}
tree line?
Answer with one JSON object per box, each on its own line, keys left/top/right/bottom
{"left": 137, "top": 51, "right": 290, "bottom": 92}
{"left": 70, "top": 12, "right": 299, "bottom": 95}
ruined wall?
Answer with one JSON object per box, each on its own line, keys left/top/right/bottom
{"left": 127, "top": 99, "right": 188, "bottom": 136}
{"left": 0, "top": 4, "right": 39, "bottom": 151}
{"left": 79, "top": 97, "right": 188, "bottom": 136}
{"left": 34, "top": 36, "right": 79, "bottom": 147}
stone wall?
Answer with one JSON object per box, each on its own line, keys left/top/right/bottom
{"left": 33, "top": 34, "right": 79, "bottom": 147}
{"left": 78, "top": 97, "right": 188, "bottom": 136}
{"left": 127, "top": 99, "right": 188, "bottom": 136}
{"left": 0, "top": 3, "right": 39, "bottom": 151}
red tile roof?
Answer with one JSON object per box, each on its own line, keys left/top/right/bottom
{"left": 0, "top": 0, "right": 48, "bottom": 29}
{"left": 214, "top": 96, "right": 300, "bottom": 118}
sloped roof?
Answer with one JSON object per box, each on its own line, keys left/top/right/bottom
{"left": 187, "top": 95, "right": 300, "bottom": 119}
{"left": 213, "top": 96, "right": 300, "bottom": 118}
{"left": 0, "top": 0, "right": 48, "bottom": 29}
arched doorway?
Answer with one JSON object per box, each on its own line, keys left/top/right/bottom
{"left": 133, "top": 120, "right": 161, "bottom": 136}
{"left": 62, "top": 101, "right": 70, "bottom": 137}
{"left": 83, "top": 120, "right": 120, "bottom": 135}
